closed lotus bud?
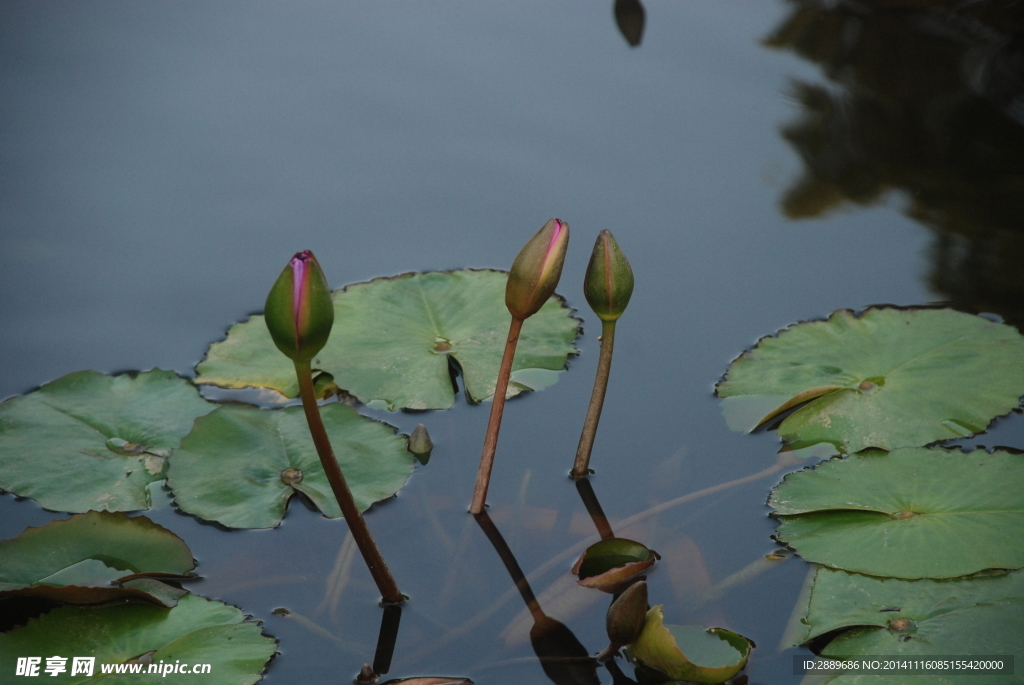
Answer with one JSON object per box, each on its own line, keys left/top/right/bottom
{"left": 505, "top": 218, "right": 570, "bottom": 320}
{"left": 584, "top": 230, "right": 633, "bottom": 322}
{"left": 265, "top": 250, "right": 334, "bottom": 363}
{"left": 606, "top": 580, "right": 648, "bottom": 648}
{"left": 408, "top": 424, "right": 434, "bottom": 465}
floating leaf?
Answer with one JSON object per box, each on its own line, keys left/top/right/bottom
{"left": 0, "top": 370, "right": 215, "bottom": 513}
{"left": 770, "top": 447, "right": 1024, "bottom": 579}
{"left": 573, "top": 538, "right": 658, "bottom": 593}
{"left": 716, "top": 308, "right": 1024, "bottom": 453}
{"left": 195, "top": 270, "right": 580, "bottom": 410}
{"left": 626, "top": 606, "right": 751, "bottom": 684}
{"left": 0, "top": 511, "right": 194, "bottom": 607}
{"left": 0, "top": 594, "right": 276, "bottom": 683}
{"left": 784, "top": 566, "right": 1024, "bottom": 683}
{"left": 167, "top": 404, "right": 413, "bottom": 529}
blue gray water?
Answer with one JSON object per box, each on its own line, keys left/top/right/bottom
{"left": 3, "top": 2, "right": 1022, "bottom": 683}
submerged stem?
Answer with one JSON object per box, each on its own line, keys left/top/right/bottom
{"left": 572, "top": 319, "right": 617, "bottom": 478}
{"left": 470, "top": 316, "right": 524, "bottom": 514}
{"left": 294, "top": 360, "right": 404, "bottom": 605}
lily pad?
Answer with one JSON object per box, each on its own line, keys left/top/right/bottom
{"left": 195, "top": 270, "right": 580, "bottom": 410}
{"left": 627, "top": 606, "right": 752, "bottom": 684}
{"left": 0, "top": 594, "right": 277, "bottom": 683}
{"left": 573, "top": 538, "right": 659, "bottom": 593}
{"left": 784, "top": 566, "right": 1024, "bottom": 684}
{"left": 0, "top": 511, "right": 194, "bottom": 607}
{"left": 0, "top": 370, "right": 215, "bottom": 512}
{"left": 167, "top": 404, "right": 413, "bottom": 529}
{"left": 770, "top": 447, "right": 1024, "bottom": 579}
{"left": 716, "top": 308, "right": 1024, "bottom": 453}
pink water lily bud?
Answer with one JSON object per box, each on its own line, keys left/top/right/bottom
{"left": 505, "top": 218, "right": 570, "bottom": 320}
{"left": 265, "top": 250, "right": 334, "bottom": 363}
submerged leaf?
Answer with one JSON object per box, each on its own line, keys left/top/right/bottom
{"left": 167, "top": 404, "right": 413, "bottom": 529}
{"left": 716, "top": 308, "right": 1024, "bottom": 453}
{"left": 0, "top": 511, "right": 194, "bottom": 607}
{"left": 196, "top": 270, "right": 580, "bottom": 410}
{"left": 0, "top": 594, "right": 277, "bottom": 683}
{"left": 785, "top": 566, "right": 1024, "bottom": 683}
{"left": 0, "top": 370, "right": 215, "bottom": 513}
{"left": 770, "top": 447, "right": 1024, "bottom": 579}
{"left": 627, "top": 606, "right": 751, "bottom": 684}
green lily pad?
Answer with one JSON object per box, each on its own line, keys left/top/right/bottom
{"left": 0, "top": 370, "right": 215, "bottom": 513}
{"left": 167, "top": 404, "right": 413, "bottom": 529}
{"left": 0, "top": 511, "right": 194, "bottom": 607}
{"left": 716, "top": 308, "right": 1024, "bottom": 453}
{"left": 0, "top": 594, "right": 277, "bottom": 683}
{"left": 784, "top": 566, "right": 1024, "bottom": 684}
{"left": 770, "top": 447, "right": 1024, "bottom": 579}
{"left": 573, "top": 538, "right": 658, "bottom": 592}
{"left": 627, "top": 606, "right": 752, "bottom": 684}
{"left": 195, "top": 270, "right": 580, "bottom": 410}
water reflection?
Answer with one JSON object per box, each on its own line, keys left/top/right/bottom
{"left": 474, "top": 511, "right": 600, "bottom": 685}
{"left": 766, "top": 0, "right": 1024, "bottom": 326}
{"left": 614, "top": 0, "right": 646, "bottom": 47}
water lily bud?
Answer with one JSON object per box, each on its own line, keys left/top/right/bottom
{"left": 265, "top": 250, "right": 334, "bottom": 363}
{"left": 505, "top": 218, "right": 570, "bottom": 320}
{"left": 606, "top": 580, "right": 648, "bottom": 648}
{"left": 408, "top": 424, "right": 434, "bottom": 465}
{"left": 584, "top": 230, "right": 633, "bottom": 322}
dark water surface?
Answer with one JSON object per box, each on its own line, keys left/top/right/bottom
{"left": 3, "top": 2, "right": 1023, "bottom": 683}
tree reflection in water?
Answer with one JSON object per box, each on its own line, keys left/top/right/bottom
{"left": 766, "top": 0, "right": 1024, "bottom": 327}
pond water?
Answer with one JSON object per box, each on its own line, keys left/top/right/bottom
{"left": 3, "top": 2, "right": 1023, "bottom": 683}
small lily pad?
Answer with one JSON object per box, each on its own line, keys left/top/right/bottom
{"left": 195, "top": 270, "right": 580, "bottom": 410}
{"left": 573, "top": 538, "right": 658, "bottom": 593}
{"left": 784, "top": 566, "right": 1024, "bottom": 683}
{"left": 0, "top": 594, "right": 277, "bottom": 684}
{"left": 167, "top": 404, "right": 413, "bottom": 529}
{"left": 0, "top": 370, "right": 215, "bottom": 513}
{"left": 716, "top": 308, "right": 1024, "bottom": 453}
{"left": 627, "top": 605, "right": 751, "bottom": 684}
{"left": 0, "top": 511, "right": 194, "bottom": 607}
{"left": 770, "top": 447, "right": 1024, "bottom": 579}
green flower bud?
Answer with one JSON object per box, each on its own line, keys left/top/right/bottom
{"left": 584, "top": 230, "right": 633, "bottom": 322}
{"left": 606, "top": 580, "right": 648, "bottom": 648}
{"left": 264, "top": 250, "right": 334, "bottom": 363}
{"left": 505, "top": 218, "right": 570, "bottom": 320}
{"left": 408, "top": 424, "right": 434, "bottom": 465}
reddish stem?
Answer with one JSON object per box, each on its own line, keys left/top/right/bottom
{"left": 295, "top": 361, "right": 404, "bottom": 605}
{"left": 469, "top": 316, "right": 524, "bottom": 514}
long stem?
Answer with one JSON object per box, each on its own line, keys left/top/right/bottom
{"left": 572, "top": 319, "right": 616, "bottom": 478}
{"left": 470, "top": 316, "right": 524, "bottom": 514}
{"left": 294, "top": 361, "right": 404, "bottom": 605}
